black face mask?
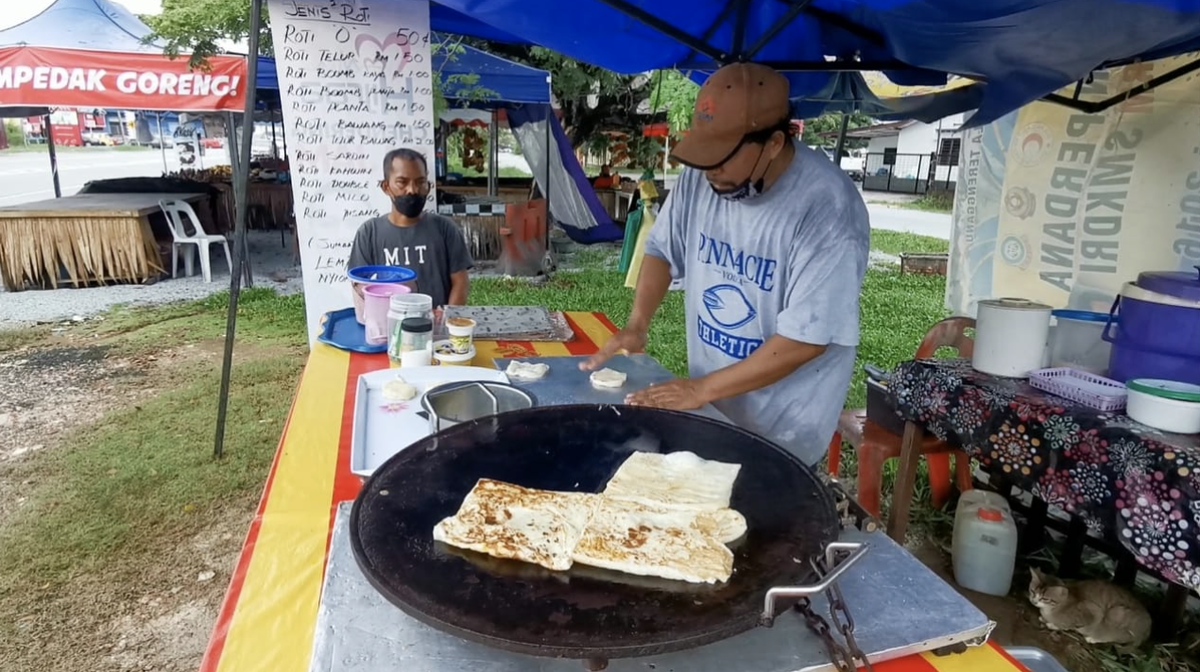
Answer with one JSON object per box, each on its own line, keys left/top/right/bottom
{"left": 392, "top": 193, "right": 425, "bottom": 218}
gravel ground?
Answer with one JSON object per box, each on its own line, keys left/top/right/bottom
{"left": 0, "top": 231, "right": 303, "bottom": 329}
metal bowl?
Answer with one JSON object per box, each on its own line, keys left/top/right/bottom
{"left": 421, "top": 381, "right": 535, "bottom": 432}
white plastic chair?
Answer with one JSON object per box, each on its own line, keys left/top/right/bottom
{"left": 158, "top": 199, "right": 232, "bottom": 283}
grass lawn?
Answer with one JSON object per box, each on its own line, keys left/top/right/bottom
{"left": 869, "top": 230, "right": 950, "bottom": 256}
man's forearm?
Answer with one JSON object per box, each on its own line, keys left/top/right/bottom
{"left": 448, "top": 273, "right": 469, "bottom": 305}
{"left": 627, "top": 255, "right": 673, "bottom": 332}
{"left": 696, "top": 335, "right": 826, "bottom": 403}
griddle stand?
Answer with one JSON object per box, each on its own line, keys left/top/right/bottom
{"left": 312, "top": 473, "right": 996, "bottom": 672}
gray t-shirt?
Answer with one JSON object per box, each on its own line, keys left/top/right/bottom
{"left": 644, "top": 142, "right": 870, "bottom": 465}
{"left": 347, "top": 213, "right": 473, "bottom": 308}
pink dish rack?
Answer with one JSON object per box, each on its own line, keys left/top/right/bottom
{"left": 1028, "top": 367, "right": 1127, "bottom": 411}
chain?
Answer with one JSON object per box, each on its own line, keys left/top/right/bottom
{"left": 793, "top": 553, "right": 876, "bottom": 672}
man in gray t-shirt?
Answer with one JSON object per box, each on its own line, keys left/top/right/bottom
{"left": 583, "top": 64, "right": 869, "bottom": 466}
{"left": 348, "top": 148, "right": 473, "bottom": 308}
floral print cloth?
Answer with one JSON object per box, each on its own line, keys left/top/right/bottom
{"left": 889, "top": 359, "right": 1200, "bottom": 592}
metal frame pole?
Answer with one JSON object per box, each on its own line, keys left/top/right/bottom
{"left": 43, "top": 114, "right": 62, "bottom": 198}
{"left": 214, "top": 0, "right": 263, "bottom": 459}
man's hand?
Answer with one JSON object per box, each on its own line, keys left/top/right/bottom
{"left": 579, "top": 327, "right": 648, "bottom": 371}
{"left": 625, "top": 378, "right": 707, "bottom": 411}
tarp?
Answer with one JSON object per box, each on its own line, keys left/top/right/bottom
{"left": 255, "top": 36, "right": 551, "bottom": 104}
{"left": 946, "top": 52, "right": 1200, "bottom": 315}
{"left": 505, "top": 103, "right": 624, "bottom": 243}
{"left": 428, "top": 0, "right": 1200, "bottom": 125}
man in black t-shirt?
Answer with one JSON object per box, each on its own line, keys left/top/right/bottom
{"left": 348, "top": 148, "right": 473, "bottom": 308}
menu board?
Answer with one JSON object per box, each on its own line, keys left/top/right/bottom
{"left": 266, "top": 0, "right": 436, "bottom": 344}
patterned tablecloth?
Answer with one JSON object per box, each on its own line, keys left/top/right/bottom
{"left": 890, "top": 359, "right": 1200, "bottom": 592}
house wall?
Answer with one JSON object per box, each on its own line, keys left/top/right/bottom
{"left": 865, "top": 135, "right": 897, "bottom": 154}
{"left": 895, "top": 113, "right": 966, "bottom": 184}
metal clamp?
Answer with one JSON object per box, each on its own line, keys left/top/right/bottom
{"left": 759, "top": 542, "right": 869, "bottom": 625}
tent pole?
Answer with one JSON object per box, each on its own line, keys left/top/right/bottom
{"left": 43, "top": 114, "right": 61, "bottom": 198}
{"left": 488, "top": 108, "right": 498, "bottom": 197}
{"left": 278, "top": 101, "right": 289, "bottom": 161}
{"left": 833, "top": 113, "right": 850, "bottom": 167}
{"left": 156, "top": 112, "right": 168, "bottom": 174}
{"left": 544, "top": 105, "right": 551, "bottom": 255}
{"left": 214, "top": 3, "right": 264, "bottom": 459}
{"left": 271, "top": 115, "right": 278, "bottom": 159}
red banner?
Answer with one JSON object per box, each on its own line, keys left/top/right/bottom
{"left": 0, "top": 47, "right": 247, "bottom": 112}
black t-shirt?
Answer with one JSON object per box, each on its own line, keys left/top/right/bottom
{"left": 347, "top": 213, "right": 473, "bottom": 307}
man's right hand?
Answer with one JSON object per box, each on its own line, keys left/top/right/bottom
{"left": 580, "top": 327, "right": 648, "bottom": 371}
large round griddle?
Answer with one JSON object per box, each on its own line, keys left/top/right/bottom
{"left": 350, "top": 405, "right": 837, "bottom": 660}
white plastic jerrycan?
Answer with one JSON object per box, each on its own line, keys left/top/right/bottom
{"left": 952, "top": 498, "right": 1018, "bottom": 596}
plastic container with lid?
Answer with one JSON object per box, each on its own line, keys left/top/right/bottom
{"left": 1047, "top": 310, "right": 1112, "bottom": 374}
{"left": 972, "top": 298, "right": 1053, "bottom": 377}
{"left": 392, "top": 317, "right": 433, "bottom": 367}
{"left": 347, "top": 265, "right": 415, "bottom": 324}
{"left": 1125, "top": 378, "right": 1200, "bottom": 434}
{"left": 1103, "top": 267, "right": 1200, "bottom": 384}
{"left": 952, "top": 498, "right": 1018, "bottom": 596}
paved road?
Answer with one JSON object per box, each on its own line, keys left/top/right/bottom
{"left": 0, "top": 147, "right": 229, "bottom": 207}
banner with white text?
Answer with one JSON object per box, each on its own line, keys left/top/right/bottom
{"left": 948, "top": 53, "right": 1200, "bottom": 316}
{"left": 267, "top": 0, "right": 436, "bottom": 344}
{"left": 0, "top": 47, "right": 246, "bottom": 112}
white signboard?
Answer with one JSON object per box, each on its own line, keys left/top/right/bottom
{"left": 267, "top": 0, "right": 436, "bottom": 344}
{"left": 948, "top": 52, "right": 1200, "bottom": 316}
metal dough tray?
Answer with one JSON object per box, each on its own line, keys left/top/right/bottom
{"left": 490, "top": 353, "right": 730, "bottom": 422}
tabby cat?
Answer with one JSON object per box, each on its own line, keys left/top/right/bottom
{"left": 1027, "top": 567, "right": 1152, "bottom": 647}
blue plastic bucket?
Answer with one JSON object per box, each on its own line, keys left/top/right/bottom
{"left": 1104, "top": 294, "right": 1200, "bottom": 384}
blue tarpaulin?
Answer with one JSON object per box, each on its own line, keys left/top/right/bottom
{"left": 425, "top": 0, "right": 1200, "bottom": 124}
{"left": 256, "top": 37, "right": 551, "bottom": 104}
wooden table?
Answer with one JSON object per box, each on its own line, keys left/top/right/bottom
{"left": 200, "top": 314, "right": 1028, "bottom": 672}
{"left": 0, "top": 192, "right": 202, "bottom": 290}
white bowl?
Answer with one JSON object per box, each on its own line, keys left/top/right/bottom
{"left": 1125, "top": 381, "right": 1200, "bottom": 434}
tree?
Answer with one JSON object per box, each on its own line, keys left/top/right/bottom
{"left": 800, "top": 112, "right": 874, "bottom": 150}
{"left": 142, "top": 0, "right": 268, "bottom": 67}
{"left": 645, "top": 69, "right": 699, "bottom": 134}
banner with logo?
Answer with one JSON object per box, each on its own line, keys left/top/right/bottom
{"left": 948, "top": 53, "right": 1200, "bottom": 316}
{"left": 0, "top": 47, "right": 246, "bottom": 112}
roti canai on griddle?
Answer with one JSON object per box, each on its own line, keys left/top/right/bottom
{"left": 602, "top": 450, "right": 741, "bottom": 512}
{"left": 432, "top": 479, "right": 599, "bottom": 572}
{"left": 571, "top": 497, "right": 735, "bottom": 584}
{"left": 433, "top": 451, "right": 746, "bottom": 583}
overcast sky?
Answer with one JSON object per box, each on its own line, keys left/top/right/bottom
{"left": 2, "top": 0, "right": 162, "bottom": 30}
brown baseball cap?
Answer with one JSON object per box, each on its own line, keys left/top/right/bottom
{"left": 670, "top": 63, "right": 791, "bottom": 170}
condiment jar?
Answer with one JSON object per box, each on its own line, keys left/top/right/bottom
{"left": 395, "top": 317, "right": 433, "bottom": 367}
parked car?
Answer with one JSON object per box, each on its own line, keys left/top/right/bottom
{"left": 147, "top": 135, "right": 175, "bottom": 149}
{"left": 201, "top": 137, "right": 225, "bottom": 149}
{"left": 81, "top": 131, "right": 115, "bottom": 146}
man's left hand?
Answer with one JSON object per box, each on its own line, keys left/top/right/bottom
{"left": 625, "top": 378, "right": 707, "bottom": 411}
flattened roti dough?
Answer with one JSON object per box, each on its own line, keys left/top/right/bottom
{"left": 590, "top": 368, "right": 628, "bottom": 389}
{"left": 382, "top": 377, "right": 418, "bottom": 401}
{"left": 432, "top": 479, "right": 600, "bottom": 572}
{"left": 603, "top": 450, "right": 742, "bottom": 512}
{"left": 505, "top": 360, "right": 550, "bottom": 380}
{"left": 572, "top": 497, "right": 735, "bottom": 583}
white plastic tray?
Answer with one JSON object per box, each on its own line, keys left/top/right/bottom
{"left": 349, "top": 365, "right": 509, "bottom": 478}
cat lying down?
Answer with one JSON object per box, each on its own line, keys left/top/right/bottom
{"left": 1028, "top": 567, "right": 1152, "bottom": 647}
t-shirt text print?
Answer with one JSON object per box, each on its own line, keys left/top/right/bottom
{"left": 695, "top": 232, "right": 780, "bottom": 359}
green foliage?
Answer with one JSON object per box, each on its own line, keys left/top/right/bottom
{"left": 142, "top": 0, "right": 271, "bottom": 66}
{"left": 801, "top": 113, "right": 873, "bottom": 150}
{"left": 3, "top": 120, "right": 27, "bottom": 147}
{"left": 646, "top": 69, "right": 699, "bottom": 133}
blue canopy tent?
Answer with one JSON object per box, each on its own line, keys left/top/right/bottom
{"left": 429, "top": 0, "right": 1200, "bottom": 126}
